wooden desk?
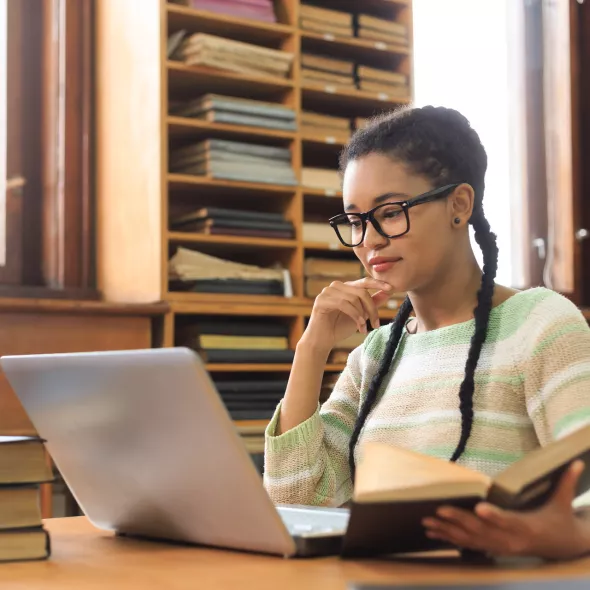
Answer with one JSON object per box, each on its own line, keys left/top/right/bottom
{"left": 0, "top": 518, "right": 589, "bottom": 589}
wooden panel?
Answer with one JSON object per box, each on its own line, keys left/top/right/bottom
{"left": 95, "top": 0, "right": 163, "bottom": 302}
{"left": 0, "top": 313, "right": 152, "bottom": 435}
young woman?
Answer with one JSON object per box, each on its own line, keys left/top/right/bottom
{"left": 263, "top": 106, "right": 590, "bottom": 560}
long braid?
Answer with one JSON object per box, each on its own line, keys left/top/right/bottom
{"left": 450, "top": 210, "right": 499, "bottom": 461}
{"left": 348, "top": 297, "right": 413, "bottom": 481}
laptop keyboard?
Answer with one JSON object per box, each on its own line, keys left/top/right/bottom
{"left": 276, "top": 505, "right": 349, "bottom": 537}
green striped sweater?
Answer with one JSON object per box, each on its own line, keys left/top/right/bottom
{"left": 263, "top": 287, "right": 590, "bottom": 507}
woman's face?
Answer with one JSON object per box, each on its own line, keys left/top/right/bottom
{"left": 341, "top": 153, "right": 467, "bottom": 294}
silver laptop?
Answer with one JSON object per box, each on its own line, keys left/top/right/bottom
{"left": 0, "top": 347, "right": 348, "bottom": 557}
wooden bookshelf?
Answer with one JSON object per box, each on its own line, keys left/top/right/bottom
{"left": 96, "top": 0, "right": 413, "bottom": 438}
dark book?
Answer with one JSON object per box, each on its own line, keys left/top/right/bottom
{"left": 223, "top": 400, "right": 281, "bottom": 410}
{"left": 215, "top": 379, "right": 289, "bottom": 393}
{"left": 350, "top": 581, "right": 590, "bottom": 590}
{"left": 0, "top": 436, "right": 53, "bottom": 485}
{"left": 199, "top": 349, "right": 295, "bottom": 363}
{"left": 171, "top": 279, "right": 284, "bottom": 295}
{"left": 198, "top": 227, "right": 294, "bottom": 240}
{"left": 228, "top": 409, "right": 276, "bottom": 420}
{"left": 220, "top": 394, "right": 284, "bottom": 404}
{"left": 175, "top": 217, "right": 294, "bottom": 234}
{"left": 172, "top": 206, "right": 287, "bottom": 225}
{"left": 178, "top": 321, "right": 289, "bottom": 338}
{"left": 341, "top": 425, "right": 590, "bottom": 557}
{"left": 199, "top": 111, "right": 297, "bottom": 131}
{"left": 0, "top": 527, "right": 51, "bottom": 563}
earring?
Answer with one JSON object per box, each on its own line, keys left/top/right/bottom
{"left": 454, "top": 218, "right": 461, "bottom": 225}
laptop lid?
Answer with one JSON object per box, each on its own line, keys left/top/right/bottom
{"left": 1, "top": 347, "right": 297, "bottom": 556}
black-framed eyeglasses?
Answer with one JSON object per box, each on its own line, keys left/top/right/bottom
{"left": 328, "top": 183, "right": 461, "bottom": 248}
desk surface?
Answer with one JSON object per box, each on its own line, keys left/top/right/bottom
{"left": 0, "top": 518, "right": 589, "bottom": 589}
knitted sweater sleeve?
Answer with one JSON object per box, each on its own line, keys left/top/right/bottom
{"left": 262, "top": 341, "right": 368, "bottom": 507}
{"left": 522, "top": 292, "right": 590, "bottom": 443}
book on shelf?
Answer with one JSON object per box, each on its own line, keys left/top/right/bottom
{"left": 182, "top": 0, "right": 277, "bottom": 23}
{"left": 170, "top": 94, "right": 296, "bottom": 129}
{"left": 301, "top": 54, "right": 355, "bottom": 77}
{"left": 185, "top": 110, "right": 298, "bottom": 131}
{"left": 0, "top": 436, "right": 52, "bottom": 563}
{"left": 301, "top": 111, "right": 352, "bottom": 141}
{"left": 301, "top": 69, "right": 355, "bottom": 87}
{"left": 172, "top": 160, "right": 298, "bottom": 185}
{"left": 172, "top": 217, "right": 294, "bottom": 235}
{"left": 304, "top": 258, "right": 363, "bottom": 279}
{"left": 357, "top": 81, "right": 410, "bottom": 98}
{"left": 171, "top": 206, "right": 288, "bottom": 226}
{"left": 198, "top": 348, "right": 295, "bottom": 363}
{"left": 167, "top": 30, "right": 187, "bottom": 60}
{"left": 220, "top": 393, "right": 285, "bottom": 405}
{"left": 303, "top": 222, "right": 341, "bottom": 246}
{"left": 301, "top": 168, "right": 342, "bottom": 192}
{"left": 342, "top": 423, "right": 590, "bottom": 557}
{"left": 186, "top": 226, "right": 294, "bottom": 240}
{"left": 356, "top": 65, "right": 407, "bottom": 86}
{"left": 357, "top": 14, "right": 408, "bottom": 38}
{"left": 214, "top": 380, "right": 289, "bottom": 394}
{"left": 189, "top": 334, "right": 289, "bottom": 351}
{"left": 228, "top": 409, "right": 276, "bottom": 420}
{"left": 172, "top": 278, "right": 285, "bottom": 295}
{"left": 171, "top": 138, "right": 292, "bottom": 162}
{"left": 299, "top": 18, "right": 353, "bottom": 37}
{"left": 178, "top": 320, "right": 289, "bottom": 339}
{"left": 300, "top": 4, "right": 352, "bottom": 28}
{"left": 356, "top": 27, "right": 408, "bottom": 46}
{"left": 179, "top": 33, "right": 293, "bottom": 79}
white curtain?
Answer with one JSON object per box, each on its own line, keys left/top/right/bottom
{"left": 412, "top": 0, "right": 523, "bottom": 288}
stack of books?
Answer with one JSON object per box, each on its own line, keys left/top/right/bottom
{"left": 169, "top": 246, "right": 292, "bottom": 296}
{"left": 178, "top": 0, "right": 278, "bottom": 23}
{"left": 300, "top": 54, "right": 355, "bottom": 90}
{"left": 303, "top": 221, "right": 342, "bottom": 247}
{"left": 215, "top": 378, "right": 287, "bottom": 420}
{"left": 169, "top": 139, "right": 297, "bottom": 186}
{"left": 304, "top": 257, "right": 363, "bottom": 298}
{"left": 170, "top": 94, "right": 297, "bottom": 132}
{"left": 301, "top": 167, "right": 342, "bottom": 193}
{"left": 0, "top": 436, "right": 53, "bottom": 563}
{"left": 171, "top": 206, "right": 295, "bottom": 240}
{"left": 177, "top": 320, "right": 295, "bottom": 366}
{"left": 356, "top": 65, "right": 409, "bottom": 99}
{"left": 301, "top": 111, "right": 351, "bottom": 143}
{"left": 178, "top": 33, "right": 294, "bottom": 79}
{"left": 356, "top": 14, "right": 409, "bottom": 46}
{"left": 300, "top": 4, "right": 353, "bottom": 37}
{"left": 329, "top": 332, "right": 367, "bottom": 365}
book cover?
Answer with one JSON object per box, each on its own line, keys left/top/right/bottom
{"left": 202, "top": 111, "right": 297, "bottom": 131}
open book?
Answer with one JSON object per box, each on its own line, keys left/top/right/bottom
{"left": 342, "top": 424, "right": 590, "bottom": 557}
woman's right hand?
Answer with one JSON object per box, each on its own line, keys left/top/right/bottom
{"left": 304, "top": 277, "right": 393, "bottom": 351}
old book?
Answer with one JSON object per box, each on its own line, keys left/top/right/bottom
{"left": 171, "top": 138, "right": 292, "bottom": 162}
{"left": 0, "top": 437, "right": 52, "bottom": 485}
{"left": 171, "top": 206, "right": 287, "bottom": 225}
{"left": 303, "top": 222, "right": 340, "bottom": 245}
{"left": 301, "top": 54, "right": 355, "bottom": 76}
{"left": 301, "top": 111, "right": 351, "bottom": 130}
{"left": 187, "top": 0, "right": 277, "bottom": 23}
{"left": 358, "top": 80, "right": 410, "bottom": 98}
{"left": 301, "top": 168, "right": 342, "bottom": 191}
{"left": 178, "top": 320, "right": 289, "bottom": 338}
{"left": 357, "top": 14, "right": 408, "bottom": 36}
{"left": 304, "top": 258, "right": 362, "bottom": 278}
{"left": 301, "top": 127, "right": 351, "bottom": 144}
{"left": 194, "top": 111, "right": 297, "bottom": 131}
{"left": 342, "top": 424, "right": 590, "bottom": 557}
{"left": 176, "top": 218, "right": 294, "bottom": 235}
{"left": 198, "top": 349, "right": 295, "bottom": 363}
{"left": 357, "top": 27, "right": 408, "bottom": 46}
{"left": 192, "top": 226, "right": 294, "bottom": 240}
{"left": 196, "top": 335, "right": 288, "bottom": 350}
{"left": 299, "top": 18, "right": 353, "bottom": 37}
{"left": 301, "top": 68, "right": 355, "bottom": 86}
{"left": 175, "top": 278, "right": 284, "bottom": 295}
{"left": 0, "top": 528, "right": 50, "bottom": 563}
{"left": 0, "top": 486, "right": 43, "bottom": 530}
{"left": 171, "top": 94, "right": 296, "bottom": 121}
{"left": 300, "top": 4, "right": 352, "bottom": 27}
{"left": 357, "top": 65, "right": 407, "bottom": 86}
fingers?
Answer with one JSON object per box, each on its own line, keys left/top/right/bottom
{"left": 346, "top": 277, "right": 393, "bottom": 292}
{"left": 334, "top": 283, "right": 380, "bottom": 330}
{"left": 336, "top": 299, "right": 368, "bottom": 334}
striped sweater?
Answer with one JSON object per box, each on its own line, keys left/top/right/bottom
{"left": 263, "top": 287, "right": 590, "bottom": 507}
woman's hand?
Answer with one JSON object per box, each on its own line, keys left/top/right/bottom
{"left": 304, "top": 277, "right": 393, "bottom": 351}
{"left": 422, "top": 461, "right": 590, "bottom": 560}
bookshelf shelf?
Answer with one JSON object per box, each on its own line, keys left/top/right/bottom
{"left": 167, "top": 174, "right": 296, "bottom": 196}
{"left": 302, "top": 82, "right": 410, "bottom": 116}
{"left": 301, "top": 30, "right": 410, "bottom": 63}
{"left": 167, "top": 116, "right": 296, "bottom": 143}
{"left": 96, "top": 0, "right": 413, "bottom": 450}
{"left": 168, "top": 231, "right": 298, "bottom": 250}
{"left": 234, "top": 420, "right": 269, "bottom": 435}
{"left": 168, "top": 62, "right": 294, "bottom": 97}
{"left": 167, "top": 5, "right": 295, "bottom": 46}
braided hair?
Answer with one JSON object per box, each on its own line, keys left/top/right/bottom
{"left": 340, "top": 106, "right": 499, "bottom": 480}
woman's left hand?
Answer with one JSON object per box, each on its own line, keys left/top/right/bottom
{"left": 422, "top": 461, "right": 590, "bottom": 560}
